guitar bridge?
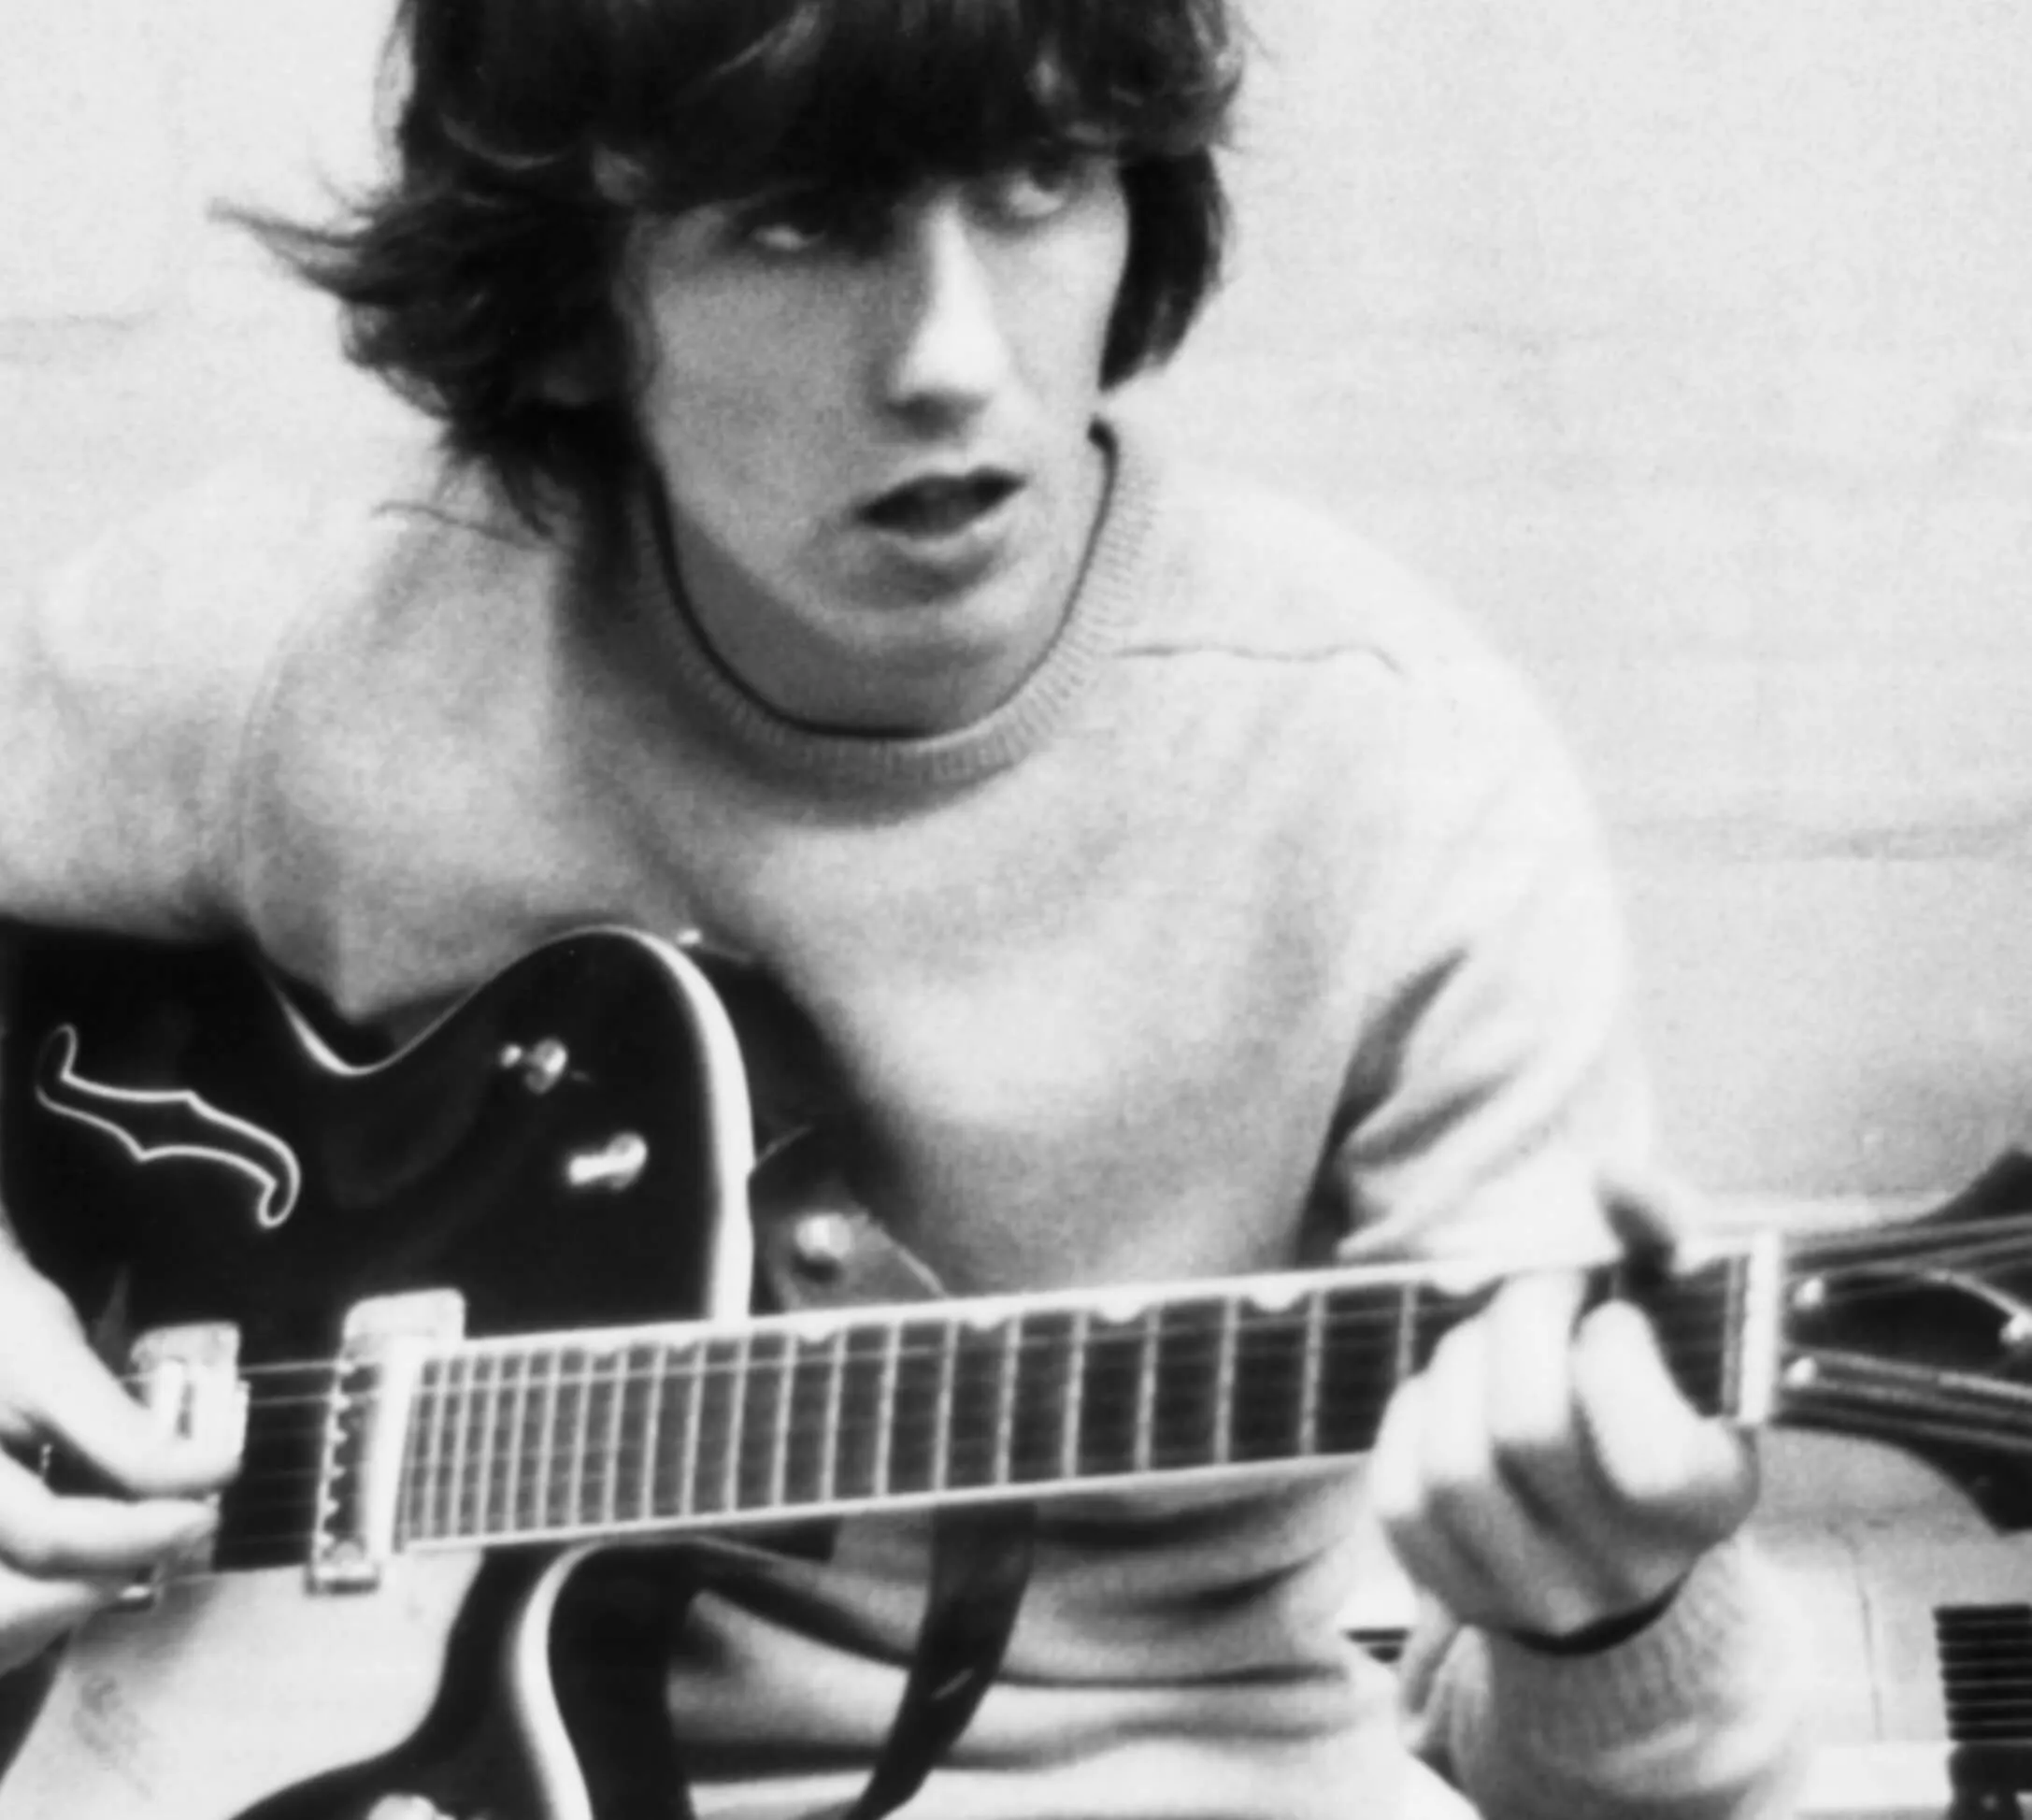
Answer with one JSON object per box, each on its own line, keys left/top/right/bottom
{"left": 309, "top": 1290, "right": 465, "bottom": 1594}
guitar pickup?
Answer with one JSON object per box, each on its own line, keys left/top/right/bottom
{"left": 112, "top": 1322, "right": 247, "bottom": 1610}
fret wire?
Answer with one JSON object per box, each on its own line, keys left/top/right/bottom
{"left": 419, "top": 1355, "right": 452, "bottom": 1542}
{"left": 459, "top": 1353, "right": 491, "bottom": 1538}
{"left": 474, "top": 1352, "right": 503, "bottom": 1537}
{"left": 410, "top": 1361, "right": 439, "bottom": 1541}
{"left": 600, "top": 1344, "right": 628, "bottom": 1529}
{"left": 768, "top": 1334, "right": 794, "bottom": 1512}
{"left": 501, "top": 1349, "right": 534, "bottom": 1540}
{"left": 636, "top": 1340, "right": 666, "bottom": 1525}
{"left": 1393, "top": 1282, "right": 1419, "bottom": 1396}
{"left": 567, "top": 1346, "right": 594, "bottom": 1528}
{"left": 576, "top": 1346, "right": 601, "bottom": 1528}
{"left": 993, "top": 1315, "right": 1020, "bottom": 1486}
{"left": 390, "top": 1362, "right": 418, "bottom": 1544}
{"left": 679, "top": 1335, "right": 706, "bottom": 1517}
{"left": 1061, "top": 1307, "right": 1089, "bottom": 1480}
{"left": 814, "top": 1326, "right": 846, "bottom": 1504}
{"left": 931, "top": 1319, "right": 956, "bottom": 1494}
{"left": 511, "top": 1347, "right": 544, "bottom": 1535}
{"left": 536, "top": 1346, "right": 564, "bottom": 1532}
{"left": 722, "top": 1331, "right": 751, "bottom": 1513}
{"left": 501, "top": 1351, "right": 529, "bottom": 1536}
{"left": 1299, "top": 1291, "right": 1323, "bottom": 1456}
{"left": 1132, "top": 1306, "right": 1158, "bottom": 1475}
{"left": 547, "top": 1347, "right": 573, "bottom": 1528}
{"left": 872, "top": 1319, "right": 900, "bottom": 1498}
{"left": 1211, "top": 1299, "right": 1236, "bottom": 1468}
{"left": 444, "top": 1353, "right": 475, "bottom": 1540}
{"left": 566, "top": 1347, "right": 594, "bottom": 1530}
{"left": 498, "top": 1351, "right": 523, "bottom": 1535}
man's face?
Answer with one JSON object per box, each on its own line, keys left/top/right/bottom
{"left": 622, "top": 158, "right": 1131, "bottom": 735}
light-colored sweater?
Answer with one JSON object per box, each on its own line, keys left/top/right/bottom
{"left": 0, "top": 413, "right": 1803, "bottom": 1818}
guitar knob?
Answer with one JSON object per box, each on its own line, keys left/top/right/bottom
{"left": 565, "top": 1132, "right": 650, "bottom": 1194}
{"left": 500, "top": 1038, "right": 570, "bottom": 1095}
{"left": 792, "top": 1211, "right": 856, "bottom": 1280}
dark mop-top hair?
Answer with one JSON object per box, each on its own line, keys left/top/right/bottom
{"left": 249, "top": 0, "right": 1244, "bottom": 527}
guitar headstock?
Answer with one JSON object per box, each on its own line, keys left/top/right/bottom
{"left": 1779, "top": 1152, "right": 2032, "bottom": 1531}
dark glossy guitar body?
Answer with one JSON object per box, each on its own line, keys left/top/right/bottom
{"left": 5, "top": 928, "right": 735, "bottom": 1348}
{"left": 0, "top": 926, "right": 765, "bottom": 1820}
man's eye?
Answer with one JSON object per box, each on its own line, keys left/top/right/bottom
{"left": 737, "top": 198, "right": 837, "bottom": 256}
{"left": 985, "top": 160, "right": 1089, "bottom": 223}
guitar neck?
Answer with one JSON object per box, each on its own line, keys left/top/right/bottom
{"left": 370, "top": 1240, "right": 1782, "bottom": 1551}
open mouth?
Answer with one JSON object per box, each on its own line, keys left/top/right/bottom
{"left": 862, "top": 473, "right": 1023, "bottom": 540}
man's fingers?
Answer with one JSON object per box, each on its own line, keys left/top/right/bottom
{"left": 0, "top": 1569, "right": 131, "bottom": 1678}
{"left": 1573, "top": 1301, "right": 1759, "bottom": 1544}
{"left": 0, "top": 1454, "right": 217, "bottom": 1581}
{"left": 1598, "top": 1165, "right": 1701, "bottom": 1268}
{"left": 0, "top": 1270, "right": 236, "bottom": 1500}
{"left": 1377, "top": 1286, "right": 1610, "bottom": 1635}
{"left": 33, "top": 1354, "right": 240, "bottom": 1500}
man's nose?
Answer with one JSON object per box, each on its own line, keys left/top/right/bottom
{"left": 876, "top": 196, "right": 1013, "bottom": 421}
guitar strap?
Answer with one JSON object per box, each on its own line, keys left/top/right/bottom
{"left": 825, "top": 1503, "right": 1037, "bottom": 1820}
{"left": 640, "top": 1502, "right": 1034, "bottom": 1820}
{"left": 704, "top": 1129, "right": 1038, "bottom": 1820}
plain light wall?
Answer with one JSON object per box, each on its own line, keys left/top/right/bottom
{"left": 7, "top": 0, "right": 2031, "bottom": 1199}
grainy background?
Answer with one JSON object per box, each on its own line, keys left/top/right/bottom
{"left": 7, "top": 0, "right": 2031, "bottom": 1203}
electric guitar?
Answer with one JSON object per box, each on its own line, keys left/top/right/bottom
{"left": 2, "top": 926, "right": 2031, "bottom": 1820}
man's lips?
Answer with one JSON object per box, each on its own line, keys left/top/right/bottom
{"left": 860, "top": 472, "right": 1024, "bottom": 539}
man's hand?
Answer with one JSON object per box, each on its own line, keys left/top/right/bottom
{"left": 0, "top": 1240, "right": 236, "bottom": 1676}
{"left": 1367, "top": 1195, "right": 1758, "bottom": 1647}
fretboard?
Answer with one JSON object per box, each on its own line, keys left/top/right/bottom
{"left": 381, "top": 1248, "right": 1767, "bottom": 1550}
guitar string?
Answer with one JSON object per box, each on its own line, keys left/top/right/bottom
{"left": 69, "top": 1213, "right": 2032, "bottom": 1401}
{"left": 189, "top": 1375, "right": 2028, "bottom": 1568}
{"left": 114, "top": 1267, "right": 1754, "bottom": 1389}
{"left": 122, "top": 1315, "right": 1747, "bottom": 1428}
{"left": 92, "top": 1219, "right": 2032, "bottom": 1557}
{"left": 112, "top": 1210, "right": 2032, "bottom": 1404}
{"left": 1792, "top": 1218, "right": 2032, "bottom": 1272}
{"left": 104, "top": 1284, "right": 1754, "bottom": 1413}
{"left": 153, "top": 1318, "right": 1747, "bottom": 1555}
{"left": 210, "top": 1345, "right": 2032, "bottom": 1565}
{"left": 127, "top": 1240, "right": 2032, "bottom": 1525}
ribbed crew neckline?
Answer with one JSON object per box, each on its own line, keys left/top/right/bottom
{"left": 622, "top": 415, "right": 1163, "bottom": 798}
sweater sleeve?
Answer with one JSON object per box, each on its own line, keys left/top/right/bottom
{"left": 1327, "top": 652, "right": 1651, "bottom": 1267}
{"left": 0, "top": 473, "right": 316, "bottom": 936}
{"left": 1324, "top": 657, "right": 1808, "bottom": 1818}
{"left": 1395, "top": 1541, "right": 1808, "bottom": 1820}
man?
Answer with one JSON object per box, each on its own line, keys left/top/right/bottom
{"left": 0, "top": 1, "right": 1803, "bottom": 1814}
